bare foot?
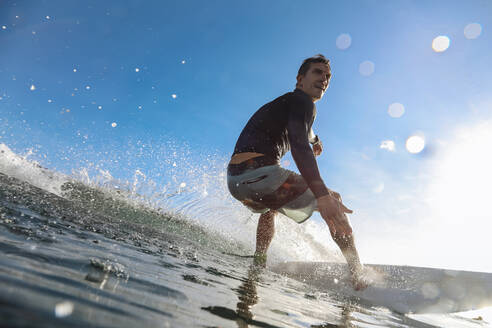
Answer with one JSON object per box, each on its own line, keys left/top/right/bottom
{"left": 351, "top": 275, "right": 369, "bottom": 291}
{"left": 350, "top": 266, "right": 371, "bottom": 291}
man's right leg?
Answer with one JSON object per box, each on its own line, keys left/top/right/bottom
{"left": 254, "top": 210, "right": 277, "bottom": 265}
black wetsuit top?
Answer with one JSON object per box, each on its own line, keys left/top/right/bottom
{"left": 232, "top": 89, "right": 329, "bottom": 198}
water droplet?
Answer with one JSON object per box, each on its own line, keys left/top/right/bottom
{"left": 55, "top": 301, "right": 74, "bottom": 318}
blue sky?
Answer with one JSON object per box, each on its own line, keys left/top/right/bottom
{"left": 1, "top": 0, "right": 492, "bottom": 271}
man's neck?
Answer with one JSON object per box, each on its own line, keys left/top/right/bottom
{"left": 294, "top": 88, "right": 316, "bottom": 103}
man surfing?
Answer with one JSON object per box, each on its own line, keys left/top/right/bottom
{"left": 227, "top": 55, "right": 367, "bottom": 290}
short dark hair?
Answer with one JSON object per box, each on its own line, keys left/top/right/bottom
{"left": 297, "top": 54, "right": 330, "bottom": 77}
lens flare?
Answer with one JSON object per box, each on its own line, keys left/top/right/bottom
{"left": 373, "top": 182, "right": 384, "bottom": 193}
{"left": 336, "top": 33, "right": 352, "bottom": 50}
{"left": 359, "top": 60, "right": 375, "bottom": 76}
{"left": 406, "top": 135, "right": 425, "bottom": 154}
{"left": 388, "top": 103, "right": 405, "bottom": 118}
{"left": 380, "top": 140, "right": 395, "bottom": 152}
{"left": 464, "top": 23, "right": 482, "bottom": 39}
{"left": 432, "top": 36, "right": 450, "bottom": 52}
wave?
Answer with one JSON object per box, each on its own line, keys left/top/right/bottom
{"left": 0, "top": 142, "right": 341, "bottom": 263}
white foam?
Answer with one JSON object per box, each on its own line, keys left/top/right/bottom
{"left": 0, "top": 143, "right": 70, "bottom": 196}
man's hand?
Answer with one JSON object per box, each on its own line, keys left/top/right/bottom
{"left": 317, "top": 194, "right": 353, "bottom": 237}
{"left": 312, "top": 140, "right": 323, "bottom": 156}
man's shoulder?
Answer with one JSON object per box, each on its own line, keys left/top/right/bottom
{"left": 257, "top": 90, "right": 313, "bottom": 115}
{"left": 274, "top": 90, "right": 313, "bottom": 106}
{"left": 257, "top": 91, "right": 294, "bottom": 110}
{"left": 283, "top": 90, "right": 315, "bottom": 113}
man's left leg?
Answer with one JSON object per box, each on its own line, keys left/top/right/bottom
{"left": 322, "top": 192, "right": 368, "bottom": 290}
{"left": 331, "top": 231, "right": 367, "bottom": 290}
{"left": 254, "top": 210, "right": 277, "bottom": 265}
{"left": 326, "top": 214, "right": 368, "bottom": 290}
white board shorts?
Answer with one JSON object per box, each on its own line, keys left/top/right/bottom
{"left": 227, "top": 164, "right": 317, "bottom": 223}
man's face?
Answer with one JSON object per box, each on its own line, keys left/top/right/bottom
{"left": 296, "top": 62, "right": 331, "bottom": 102}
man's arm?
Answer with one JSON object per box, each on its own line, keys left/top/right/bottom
{"left": 286, "top": 97, "right": 329, "bottom": 198}
{"left": 286, "top": 96, "right": 352, "bottom": 236}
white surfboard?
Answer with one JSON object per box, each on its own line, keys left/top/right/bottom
{"left": 270, "top": 262, "right": 492, "bottom": 314}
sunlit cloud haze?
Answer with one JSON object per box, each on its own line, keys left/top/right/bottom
{"left": 345, "top": 119, "right": 492, "bottom": 273}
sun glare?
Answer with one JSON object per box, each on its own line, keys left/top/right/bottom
{"left": 405, "top": 135, "right": 425, "bottom": 154}
{"left": 425, "top": 121, "right": 492, "bottom": 271}
{"left": 432, "top": 36, "right": 450, "bottom": 52}
{"left": 428, "top": 122, "right": 492, "bottom": 211}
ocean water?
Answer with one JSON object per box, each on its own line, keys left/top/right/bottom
{"left": 0, "top": 144, "right": 491, "bottom": 328}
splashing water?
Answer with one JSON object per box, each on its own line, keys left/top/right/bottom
{"left": 0, "top": 142, "right": 340, "bottom": 263}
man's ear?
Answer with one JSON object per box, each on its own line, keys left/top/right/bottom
{"left": 296, "top": 74, "right": 303, "bottom": 87}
